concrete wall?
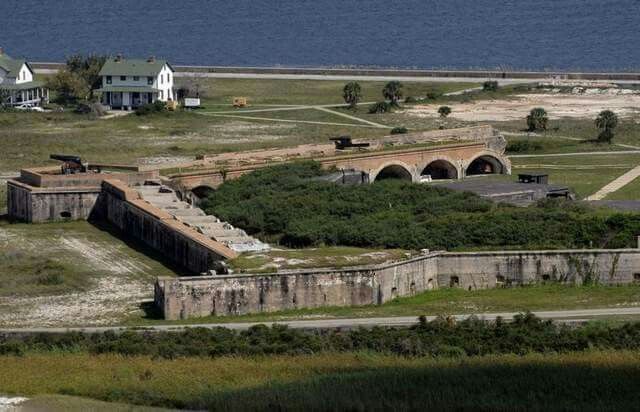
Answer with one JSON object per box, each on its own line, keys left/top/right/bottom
{"left": 7, "top": 181, "right": 101, "bottom": 222}
{"left": 101, "top": 180, "right": 236, "bottom": 274}
{"left": 156, "top": 249, "right": 640, "bottom": 320}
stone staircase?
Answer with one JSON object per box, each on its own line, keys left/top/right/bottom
{"left": 135, "top": 185, "right": 270, "bottom": 253}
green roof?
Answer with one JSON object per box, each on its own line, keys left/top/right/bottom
{"left": 0, "top": 53, "right": 30, "bottom": 78}
{"left": 0, "top": 80, "right": 44, "bottom": 90}
{"left": 95, "top": 85, "right": 159, "bottom": 93}
{"left": 98, "top": 58, "right": 173, "bottom": 76}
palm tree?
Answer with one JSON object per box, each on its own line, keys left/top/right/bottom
{"left": 595, "top": 110, "right": 618, "bottom": 143}
{"left": 438, "top": 106, "right": 452, "bottom": 118}
{"left": 526, "top": 107, "right": 549, "bottom": 132}
{"left": 382, "top": 81, "right": 403, "bottom": 107}
{"left": 342, "top": 82, "right": 362, "bottom": 109}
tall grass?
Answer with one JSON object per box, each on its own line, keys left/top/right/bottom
{"left": 1, "top": 351, "right": 639, "bottom": 411}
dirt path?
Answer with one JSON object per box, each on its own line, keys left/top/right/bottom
{"left": 586, "top": 165, "right": 640, "bottom": 201}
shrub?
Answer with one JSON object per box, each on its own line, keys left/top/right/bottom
{"left": 135, "top": 100, "right": 166, "bottom": 116}
{"left": 368, "top": 101, "right": 392, "bottom": 114}
{"left": 483, "top": 81, "right": 499, "bottom": 92}
{"left": 506, "top": 140, "right": 543, "bottom": 153}
{"left": 438, "top": 106, "right": 452, "bottom": 118}
{"left": 390, "top": 126, "right": 408, "bottom": 134}
{"left": 201, "top": 161, "right": 640, "bottom": 251}
{"left": 404, "top": 96, "right": 416, "bottom": 104}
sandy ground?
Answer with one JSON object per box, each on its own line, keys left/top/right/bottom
{"left": 403, "top": 92, "right": 640, "bottom": 122}
{"left": 0, "top": 227, "right": 157, "bottom": 327}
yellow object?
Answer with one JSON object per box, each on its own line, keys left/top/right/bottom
{"left": 166, "top": 100, "right": 178, "bottom": 111}
{"left": 233, "top": 97, "right": 248, "bottom": 108}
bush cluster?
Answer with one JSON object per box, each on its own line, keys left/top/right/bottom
{"left": 201, "top": 162, "right": 640, "bottom": 250}
{"left": 135, "top": 100, "right": 167, "bottom": 116}
{"left": 3, "top": 314, "right": 640, "bottom": 359}
{"left": 506, "top": 140, "right": 543, "bottom": 153}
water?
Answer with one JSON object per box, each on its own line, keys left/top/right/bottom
{"left": 1, "top": 0, "right": 639, "bottom": 71}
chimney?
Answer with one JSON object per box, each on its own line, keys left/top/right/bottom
{"left": 115, "top": 53, "right": 123, "bottom": 62}
{"left": 147, "top": 55, "right": 156, "bottom": 63}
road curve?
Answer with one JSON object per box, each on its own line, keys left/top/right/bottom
{"left": 2, "top": 307, "right": 640, "bottom": 334}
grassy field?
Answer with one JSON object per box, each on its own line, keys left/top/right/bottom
{"left": 1, "top": 351, "right": 639, "bottom": 411}
{"left": 605, "top": 176, "right": 640, "bottom": 200}
{"left": 508, "top": 153, "right": 640, "bottom": 199}
{"left": 129, "top": 284, "right": 640, "bottom": 325}
{"left": 0, "top": 79, "right": 478, "bottom": 173}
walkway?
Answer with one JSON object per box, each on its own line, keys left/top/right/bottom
{"left": 3, "top": 307, "right": 640, "bottom": 334}
{"left": 586, "top": 165, "right": 640, "bottom": 200}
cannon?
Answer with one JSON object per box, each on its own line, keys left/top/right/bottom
{"left": 330, "top": 136, "right": 370, "bottom": 150}
{"left": 49, "top": 154, "right": 88, "bottom": 174}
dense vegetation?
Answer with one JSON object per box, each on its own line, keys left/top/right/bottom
{"left": 202, "top": 162, "right": 640, "bottom": 250}
{"left": 3, "top": 314, "right": 640, "bottom": 359}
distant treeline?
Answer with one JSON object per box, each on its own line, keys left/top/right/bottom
{"left": 3, "top": 314, "right": 640, "bottom": 359}
{"left": 201, "top": 162, "right": 640, "bottom": 250}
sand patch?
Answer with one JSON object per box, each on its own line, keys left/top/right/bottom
{"left": 404, "top": 93, "right": 640, "bottom": 122}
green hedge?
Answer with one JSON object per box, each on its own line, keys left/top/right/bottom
{"left": 201, "top": 162, "right": 640, "bottom": 250}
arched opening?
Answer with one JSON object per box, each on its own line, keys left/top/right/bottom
{"left": 421, "top": 159, "right": 458, "bottom": 180}
{"left": 374, "top": 164, "right": 412, "bottom": 182}
{"left": 190, "top": 185, "right": 216, "bottom": 205}
{"left": 466, "top": 155, "right": 504, "bottom": 176}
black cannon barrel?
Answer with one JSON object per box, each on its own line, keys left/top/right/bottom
{"left": 50, "top": 154, "right": 83, "bottom": 164}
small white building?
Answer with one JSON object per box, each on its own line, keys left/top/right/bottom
{"left": 0, "top": 48, "right": 49, "bottom": 106}
{"left": 96, "top": 55, "right": 175, "bottom": 110}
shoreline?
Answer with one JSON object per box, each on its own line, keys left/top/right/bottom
{"left": 31, "top": 62, "right": 640, "bottom": 83}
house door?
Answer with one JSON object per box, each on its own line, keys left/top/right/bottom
{"left": 132, "top": 92, "right": 141, "bottom": 107}
{"left": 112, "top": 92, "right": 122, "bottom": 108}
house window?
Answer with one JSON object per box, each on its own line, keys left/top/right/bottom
{"left": 147, "top": 77, "right": 153, "bottom": 85}
{"left": 106, "top": 76, "right": 112, "bottom": 84}
{"left": 133, "top": 76, "right": 139, "bottom": 81}
{"left": 120, "top": 76, "right": 126, "bottom": 81}
{"left": 167, "top": 73, "right": 171, "bottom": 83}
{"left": 160, "top": 90, "right": 163, "bottom": 99}
{"left": 160, "top": 74, "right": 163, "bottom": 85}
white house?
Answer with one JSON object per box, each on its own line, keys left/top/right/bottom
{"left": 0, "top": 48, "right": 49, "bottom": 106}
{"left": 96, "top": 55, "right": 175, "bottom": 110}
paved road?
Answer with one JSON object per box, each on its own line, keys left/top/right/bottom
{"left": 175, "top": 72, "right": 540, "bottom": 84}
{"left": 2, "top": 307, "right": 640, "bottom": 334}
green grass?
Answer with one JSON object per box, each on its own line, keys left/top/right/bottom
{"left": 605, "top": 176, "right": 640, "bottom": 201}
{"left": 2, "top": 351, "right": 639, "bottom": 411}
{"left": 189, "top": 78, "right": 479, "bottom": 107}
{"left": 129, "top": 284, "right": 640, "bottom": 325}
{"left": 496, "top": 118, "right": 640, "bottom": 148}
{"left": 18, "top": 394, "right": 174, "bottom": 412}
{"left": 230, "top": 246, "right": 410, "bottom": 273}
{"left": 509, "top": 154, "right": 640, "bottom": 199}
{"left": 0, "top": 78, "right": 480, "bottom": 173}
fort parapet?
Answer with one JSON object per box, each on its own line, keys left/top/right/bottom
{"left": 156, "top": 248, "right": 640, "bottom": 320}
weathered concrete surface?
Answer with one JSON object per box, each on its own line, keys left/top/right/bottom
{"left": 156, "top": 249, "right": 640, "bottom": 320}
{"left": 101, "top": 180, "right": 237, "bottom": 274}
{"left": 7, "top": 180, "right": 101, "bottom": 222}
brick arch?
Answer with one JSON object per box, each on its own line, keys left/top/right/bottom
{"left": 370, "top": 161, "right": 415, "bottom": 182}
{"left": 419, "top": 156, "right": 460, "bottom": 180}
{"left": 464, "top": 151, "right": 511, "bottom": 177}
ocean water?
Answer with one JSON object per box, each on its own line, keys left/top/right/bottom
{"left": 1, "top": 0, "right": 639, "bottom": 71}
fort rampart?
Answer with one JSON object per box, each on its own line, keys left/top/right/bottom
{"left": 156, "top": 249, "right": 640, "bottom": 320}
{"left": 100, "top": 180, "right": 236, "bottom": 274}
